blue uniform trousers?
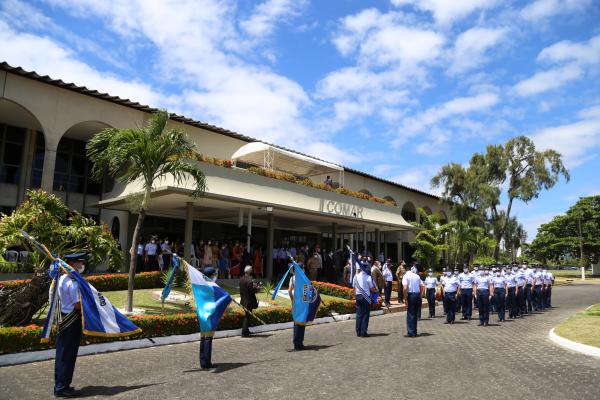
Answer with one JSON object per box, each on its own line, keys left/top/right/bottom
{"left": 461, "top": 290, "right": 473, "bottom": 319}
{"left": 515, "top": 287, "right": 523, "bottom": 316}
{"left": 406, "top": 292, "right": 420, "bottom": 336}
{"left": 426, "top": 288, "right": 436, "bottom": 317}
{"left": 417, "top": 293, "right": 422, "bottom": 320}
{"left": 546, "top": 285, "right": 552, "bottom": 307}
{"left": 494, "top": 288, "right": 506, "bottom": 321}
{"left": 199, "top": 334, "right": 213, "bottom": 368}
{"left": 533, "top": 285, "right": 544, "bottom": 311}
{"left": 524, "top": 284, "right": 533, "bottom": 313}
{"left": 293, "top": 324, "right": 306, "bottom": 348}
{"left": 445, "top": 292, "right": 457, "bottom": 323}
{"left": 355, "top": 296, "right": 371, "bottom": 337}
{"left": 507, "top": 287, "right": 517, "bottom": 318}
{"left": 476, "top": 289, "right": 490, "bottom": 325}
{"left": 54, "top": 313, "right": 81, "bottom": 395}
{"left": 384, "top": 281, "right": 392, "bottom": 304}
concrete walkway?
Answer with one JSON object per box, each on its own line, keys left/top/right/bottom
{"left": 1, "top": 285, "right": 599, "bottom": 400}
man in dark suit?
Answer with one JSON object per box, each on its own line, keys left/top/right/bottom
{"left": 239, "top": 265, "right": 260, "bottom": 337}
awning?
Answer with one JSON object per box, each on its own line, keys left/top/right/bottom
{"left": 231, "top": 142, "right": 343, "bottom": 177}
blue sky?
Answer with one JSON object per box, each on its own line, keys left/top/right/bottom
{"left": 1, "top": 0, "right": 599, "bottom": 240}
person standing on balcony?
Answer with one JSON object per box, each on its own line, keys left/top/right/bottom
{"left": 324, "top": 175, "right": 333, "bottom": 188}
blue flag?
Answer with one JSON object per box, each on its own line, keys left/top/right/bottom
{"left": 61, "top": 261, "right": 142, "bottom": 337}
{"left": 186, "top": 261, "right": 231, "bottom": 333}
{"left": 273, "top": 260, "right": 321, "bottom": 325}
{"left": 161, "top": 256, "right": 180, "bottom": 304}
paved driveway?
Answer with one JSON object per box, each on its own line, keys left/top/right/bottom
{"left": 1, "top": 284, "right": 599, "bottom": 400}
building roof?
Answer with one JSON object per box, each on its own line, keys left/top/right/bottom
{"left": 0, "top": 61, "right": 440, "bottom": 200}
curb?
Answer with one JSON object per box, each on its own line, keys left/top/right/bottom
{"left": 0, "top": 310, "right": 384, "bottom": 366}
{"left": 549, "top": 328, "right": 600, "bottom": 358}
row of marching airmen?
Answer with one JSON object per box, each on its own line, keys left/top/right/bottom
{"left": 20, "top": 231, "right": 555, "bottom": 398}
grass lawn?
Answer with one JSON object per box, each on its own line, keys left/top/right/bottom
{"left": 554, "top": 304, "right": 600, "bottom": 348}
{"left": 102, "top": 287, "right": 344, "bottom": 316}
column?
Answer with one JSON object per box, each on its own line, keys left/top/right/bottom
{"left": 238, "top": 208, "right": 244, "bottom": 227}
{"left": 332, "top": 223, "right": 337, "bottom": 250}
{"left": 362, "top": 225, "right": 367, "bottom": 254}
{"left": 184, "top": 202, "right": 193, "bottom": 262}
{"left": 40, "top": 148, "right": 57, "bottom": 192}
{"left": 266, "top": 212, "right": 274, "bottom": 279}
{"left": 17, "top": 129, "right": 36, "bottom": 204}
{"left": 246, "top": 208, "right": 252, "bottom": 250}
{"left": 375, "top": 228, "right": 380, "bottom": 259}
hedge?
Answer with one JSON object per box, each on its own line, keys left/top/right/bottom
{"left": 312, "top": 281, "right": 354, "bottom": 300}
{"left": 0, "top": 272, "right": 163, "bottom": 292}
{"left": 0, "top": 298, "right": 379, "bottom": 354}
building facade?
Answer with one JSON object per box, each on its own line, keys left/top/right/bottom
{"left": 0, "top": 62, "right": 450, "bottom": 276}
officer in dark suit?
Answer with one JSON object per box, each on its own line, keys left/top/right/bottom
{"left": 239, "top": 265, "right": 260, "bottom": 337}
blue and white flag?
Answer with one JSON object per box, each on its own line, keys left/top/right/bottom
{"left": 59, "top": 262, "right": 142, "bottom": 337}
{"left": 347, "top": 247, "right": 369, "bottom": 287}
{"left": 272, "top": 260, "right": 321, "bottom": 325}
{"left": 41, "top": 261, "right": 60, "bottom": 343}
{"left": 161, "top": 255, "right": 180, "bottom": 304}
{"left": 186, "top": 262, "right": 231, "bottom": 333}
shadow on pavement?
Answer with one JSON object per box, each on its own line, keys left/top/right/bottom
{"left": 302, "top": 343, "right": 340, "bottom": 351}
{"left": 242, "top": 334, "right": 273, "bottom": 338}
{"left": 364, "top": 333, "right": 389, "bottom": 337}
{"left": 183, "top": 362, "right": 251, "bottom": 374}
{"left": 78, "top": 383, "right": 159, "bottom": 397}
{"left": 417, "top": 332, "right": 434, "bottom": 337}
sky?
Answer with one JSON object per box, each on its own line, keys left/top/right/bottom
{"left": 0, "top": 0, "right": 599, "bottom": 241}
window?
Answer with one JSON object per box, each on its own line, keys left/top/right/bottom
{"left": 0, "top": 124, "right": 26, "bottom": 184}
{"left": 31, "top": 132, "right": 45, "bottom": 188}
{"left": 53, "top": 138, "right": 100, "bottom": 195}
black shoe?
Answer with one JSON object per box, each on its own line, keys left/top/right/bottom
{"left": 54, "top": 388, "right": 79, "bottom": 398}
{"left": 450, "top": 321, "right": 455, "bottom": 324}
{"left": 293, "top": 345, "right": 306, "bottom": 351}
{"left": 484, "top": 322, "right": 489, "bottom": 326}
{"left": 361, "top": 333, "right": 369, "bottom": 338}
{"left": 403, "top": 334, "right": 416, "bottom": 338}
{"left": 478, "top": 323, "right": 483, "bottom": 326}
{"left": 444, "top": 321, "right": 450, "bottom": 324}
{"left": 460, "top": 317, "right": 466, "bottom": 320}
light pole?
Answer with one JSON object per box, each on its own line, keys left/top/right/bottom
{"left": 578, "top": 215, "right": 585, "bottom": 280}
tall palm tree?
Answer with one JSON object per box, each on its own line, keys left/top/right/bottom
{"left": 441, "top": 220, "right": 484, "bottom": 267}
{"left": 87, "top": 110, "right": 206, "bottom": 312}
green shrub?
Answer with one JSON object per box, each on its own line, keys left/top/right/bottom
{"left": 0, "top": 272, "right": 163, "bottom": 292}
{"left": 0, "top": 298, "right": 378, "bottom": 354}
{"left": 312, "top": 281, "right": 354, "bottom": 300}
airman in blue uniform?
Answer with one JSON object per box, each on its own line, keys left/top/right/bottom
{"left": 443, "top": 269, "right": 460, "bottom": 324}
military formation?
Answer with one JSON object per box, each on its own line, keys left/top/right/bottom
{"left": 437, "top": 262, "right": 555, "bottom": 327}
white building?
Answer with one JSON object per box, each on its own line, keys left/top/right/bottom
{"left": 0, "top": 62, "right": 449, "bottom": 276}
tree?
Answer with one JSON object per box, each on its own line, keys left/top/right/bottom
{"left": 529, "top": 196, "right": 600, "bottom": 267}
{"left": 86, "top": 110, "right": 207, "bottom": 313}
{"left": 432, "top": 135, "right": 569, "bottom": 260}
{"left": 441, "top": 220, "right": 490, "bottom": 266}
{"left": 411, "top": 208, "right": 447, "bottom": 270}
{"left": 0, "top": 190, "right": 122, "bottom": 326}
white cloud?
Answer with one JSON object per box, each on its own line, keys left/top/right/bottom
{"left": 391, "top": 0, "right": 499, "bottom": 26}
{"left": 0, "top": 21, "right": 167, "bottom": 108}
{"left": 240, "top": 0, "right": 306, "bottom": 38}
{"left": 513, "top": 34, "right": 600, "bottom": 97}
{"left": 389, "top": 164, "right": 442, "bottom": 195}
{"left": 537, "top": 34, "right": 600, "bottom": 66}
{"left": 31, "top": 0, "right": 316, "bottom": 151}
{"left": 529, "top": 104, "right": 600, "bottom": 168}
{"left": 321, "top": 8, "right": 443, "bottom": 131}
{"left": 513, "top": 64, "right": 583, "bottom": 97}
{"left": 520, "top": 0, "right": 591, "bottom": 22}
{"left": 448, "top": 27, "right": 507, "bottom": 74}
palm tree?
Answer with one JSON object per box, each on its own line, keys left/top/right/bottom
{"left": 441, "top": 220, "right": 484, "bottom": 267}
{"left": 411, "top": 208, "right": 447, "bottom": 270}
{"left": 87, "top": 110, "right": 206, "bottom": 312}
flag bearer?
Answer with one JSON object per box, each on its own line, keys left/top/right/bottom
{"left": 353, "top": 265, "right": 377, "bottom": 338}
{"left": 424, "top": 269, "right": 439, "bottom": 319}
{"left": 54, "top": 253, "right": 87, "bottom": 398}
{"left": 200, "top": 267, "right": 218, "bottom": 369}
